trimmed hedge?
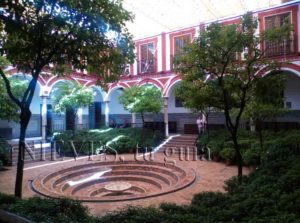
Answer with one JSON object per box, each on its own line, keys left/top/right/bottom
{"left": 197, "top": 129, "right": 300, "bottom": 166}
{"left": 0, "top": 195, "right": 95, "bottom": 223}
{"left": 0, "top": 137, "right": 10, "bottom": 168}
{"left": 53, "top": 128, "right": 164, "bottom": 155}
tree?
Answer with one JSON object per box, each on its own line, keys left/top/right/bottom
{"left": 0, "top": 0, "right": 134, "bottom": 198}
{"left": 244, "top": 73, "right": 287, "bottom": 151}
{"left": 118, "top": 85, "right": 162, "bottom": 126}
{"left": 0, "top": 78, "right": 28, "bottom": 122}
{"left": 174, "top": 13, "right": 289, "bottom": 182}
{"left": 176, "top": 79, "right": 215, "bottom": 136}
{"left": 52, "top": 82, "right": 93, "bottom": 130}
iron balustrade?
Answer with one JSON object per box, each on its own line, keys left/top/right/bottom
{"left": 137, "top": 58, "right": 156, "bottom": 74}
{"left": 265, "top": 37, "right": 294, "bottom": 57}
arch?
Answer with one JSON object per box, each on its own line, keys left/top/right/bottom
{"left": 163, "top": 75, "right": 182, "bottom": 97}
{"left": 47, "top": 77, "right": 78, "bottom": 94}
{"left": 104, "top": 85, "right": 128, "bottom": 101}
{"left": 84, "top": 81, "right": 107, "bottom": 100}
{"left": 137, "top": 78, "right": 164, "bottom": 92}
{"left": 256, "top": 63, "right": 300, "bottom": 78}
{"left": 106, "top": 83, "right": 130, "bottom": 101}
{"left": 9, "top": 73, "right": 44, "bottom": 96}
{"left": 91, "top": 86, "right": 106, "bottom": 102}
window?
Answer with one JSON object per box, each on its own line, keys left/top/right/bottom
{"left": 174, "top": 35, "right": 191, "bottom": 56}
{"left": 175, "top": 97, "right": 183, "bottom": 107}
{"left": 264, "top": 12, "right": 294, "bottom": 56}
{"left": 140, "top": 43, "right": 155, "bottom": 73}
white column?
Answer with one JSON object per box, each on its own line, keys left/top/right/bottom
{"left": 163, "top": 97, "right": 169, "bottom": 137}
{"left": 104, "top": 101, "right": 110, "bottom": 127}
{"left": 131, "top": 113, "right": 136, "bottom": 127}
{"left": 41, "top": 96, "right": 47, "bottom": 141}
{"left": 77, "top": 107, "right": 83, "bottom": 130}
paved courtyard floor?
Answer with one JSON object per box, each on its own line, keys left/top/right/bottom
{"left": 0, "top": 153, "right": 249, "bottom": 217}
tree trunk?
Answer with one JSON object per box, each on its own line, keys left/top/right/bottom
{"left": 141, "top": 112, "right": 145, "bottom": 127}
{"left": 15, "top": 108, "right": 31, "bottom": 198}
{"left": 232, "top": 134, "right": 243, "bottom": 183}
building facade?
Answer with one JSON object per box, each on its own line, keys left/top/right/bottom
{"left": 1, "top": 1, "right": 300, "bottom": 139}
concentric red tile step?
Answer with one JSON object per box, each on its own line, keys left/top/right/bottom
{"left": 31, "top": 161, "right": 196, "bottom": 202}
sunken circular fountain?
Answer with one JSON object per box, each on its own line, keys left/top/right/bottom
{"left": 31, "top": 161, "right": 196, "bottom": 202}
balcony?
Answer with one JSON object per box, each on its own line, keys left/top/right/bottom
{"left": 137, "top": 58, "right": 156, "bottom": 74}
{"left": 265, "top": 37, "right": 295, "bottom": 57}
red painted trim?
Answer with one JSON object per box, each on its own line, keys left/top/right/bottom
{"left": 169, "top": 28, "right": 196, "bottom": 70}
{"left": 257, "top": 63, "right": 300, "bottom": 77}
{"left": 108, "top": 82, "right": 130, "bottom": 92}
{"left": 137, "top": 78, "right": 164, "bottom": 91}
{"left": 222, "top": 18, "right": 241, "bottom": 26}
{"left": 46, "top": 76, "right": 77, "bottom": 88}
{"left": 163, "top": 75, "right": 182, "bottom": 97}
{"left": 161, "top": 32, "right": 166, "bottom": 72}
{"left": 135, "top": 37, "right": 158, "bottom": 74}
{"left": 5, "top": 68, "right": 46, "bottom": 86}
{"left": 258, "top": 4, "right": 299, "bottom": 57}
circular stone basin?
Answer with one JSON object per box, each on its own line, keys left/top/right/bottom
{"left": 105, "top": 182, "right": 132, "bottom": 193}
{"left": 31, "top": 161, "right": 196, "bottom": 202}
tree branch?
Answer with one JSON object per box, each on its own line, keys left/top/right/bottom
{"left": 0, "top": 69, "right": 22, "bottom": 108}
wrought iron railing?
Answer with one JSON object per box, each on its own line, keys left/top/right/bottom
{"left": 137, "top": 58, "right": 156, "bottom": 74}
{"left": 265, "top": 37, "right": 294, "bottom": 57}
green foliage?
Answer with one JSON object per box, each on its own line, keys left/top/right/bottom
{"left": 53, "top": 127, "right": 164, "bottom": 155}
{"left": 52, "top": 82, "right": 93, "bottom": 114}
{"left": 197, "top": 129, "right": 300, "bottom": 166}
{"left": 111, "top": 136, "right": 135, "bottom": 153}
{"left": 1, "top": 152, "right": 300, "bottom": 222}
{"left": 0, "top": 0, "right": 135, "bottom": 198}
{"left": 118, "top": 85, "right": 162, "bottom": 123}
{"left": 0, "top": 137, "right": 10, "bottom": 166}
{"left": 97, "top": 156, "right": 300, "bottom": 223}
{"left": 0, "top": 78, "right": 27, "bottom": 121}
{"left": 244, "top": 73, "right": 287, "bottom": 124}
{"left": 0, "top": 0, "right": 134, "bottom": 81}
{"left": 174, "top": 12, "right": 291, "bottom": 179}
{"left": 220, "top": 147, "right": 236, "bottom": 161}
{"left": 0, "top": 195, "right": 94, "bottom": 223}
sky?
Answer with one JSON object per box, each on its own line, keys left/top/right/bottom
{"left": 122, "top": 0, "right": 285, "bottom": 39}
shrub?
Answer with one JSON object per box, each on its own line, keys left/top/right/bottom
{"left": 243, "top": 143, "right": 261, "bottom": 166}
{"left": 220, "top": 147, "right": 235, "bottom": 161}
{"left": 5, "top": 197, "right": 94, "bottom": 223}
{"left": 0, "top": 137, "right": 10, "bottom": 166}
{"left": 53, "top": 128, "right": 164, "bottom": 155}
{"left": 110, "top": 136, "right": 136, "bottom": 153}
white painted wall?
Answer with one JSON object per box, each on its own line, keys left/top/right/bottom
{"left": 109, "top": 89, "right": 130, "bottom": 114}
{"left": 167, "top": 84, "right": 191, "bottom": 113}
{"left": 284, "top": 73, "right": 300, "bottom": 110}
{"left": 29, "top": 84, "right": 42, "bottom": 114}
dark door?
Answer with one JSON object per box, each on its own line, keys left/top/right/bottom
{"left": 89, "top": 102, "right": 102, "bottom": 129}
{"left": 46, "top": 105, "right": 52, "bottom": 137}
{"left": 66, "top": 106, "right": 75, "bottom": 130}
